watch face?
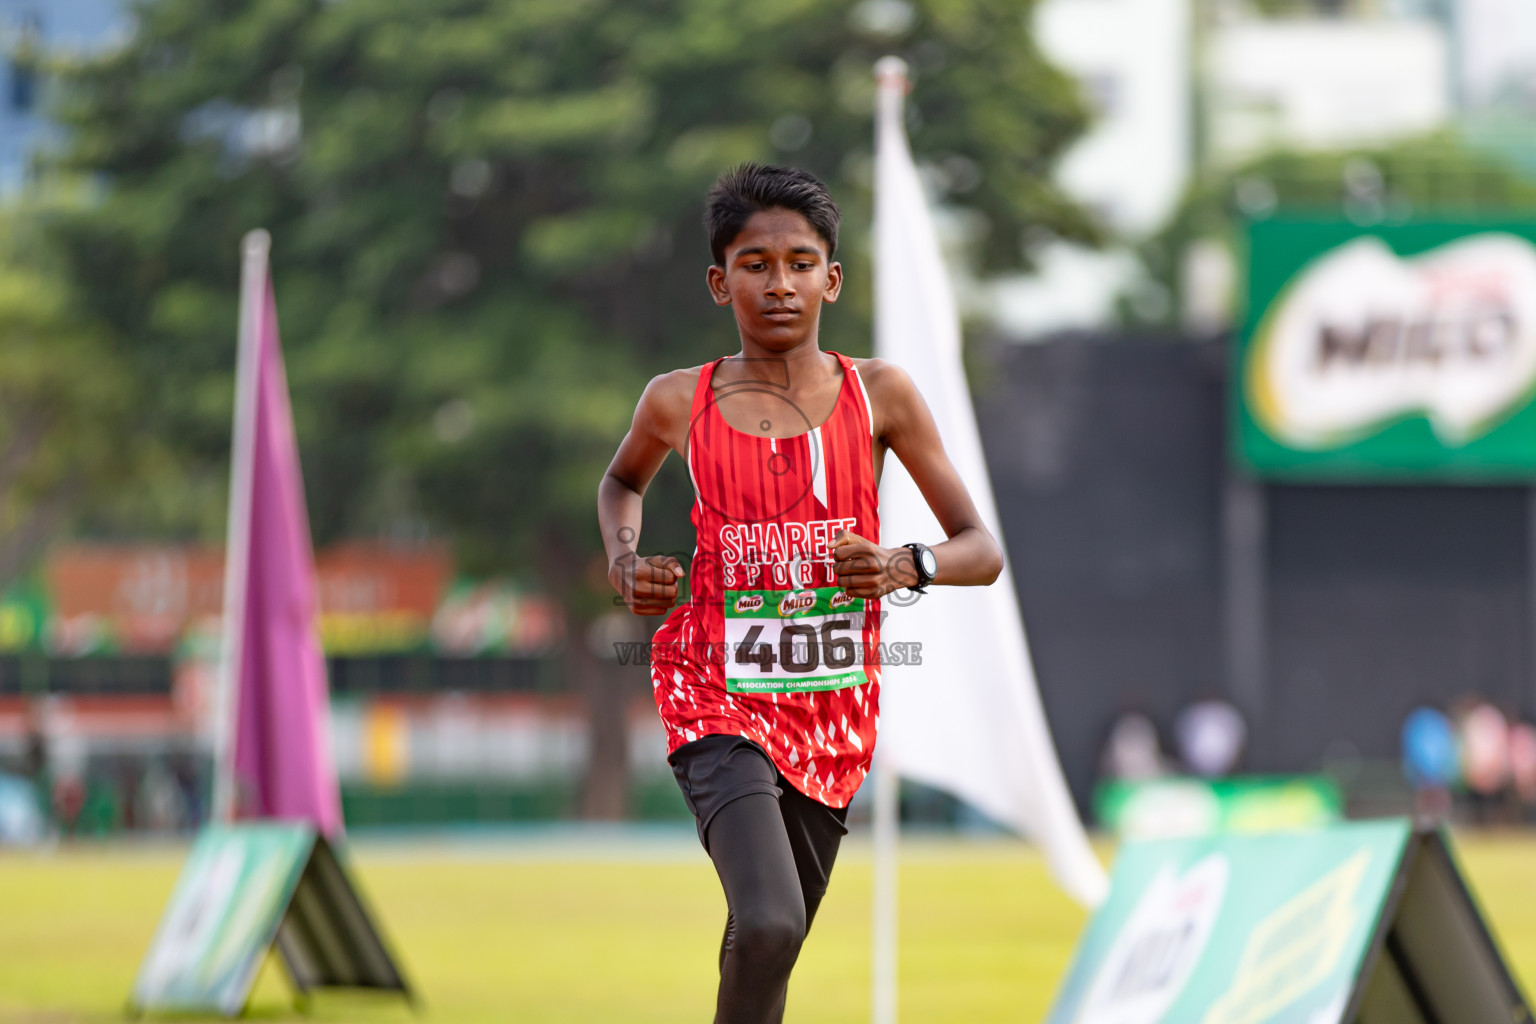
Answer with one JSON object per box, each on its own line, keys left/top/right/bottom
{"left": 919, "top": 547, "right": 937, "bottom": 579}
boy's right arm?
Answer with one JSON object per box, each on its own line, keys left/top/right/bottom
{"left": 598, "top": 371, "right": 694, "bottom": 615}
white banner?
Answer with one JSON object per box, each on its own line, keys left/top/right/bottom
{"left": 872, "top": 56, "right": 1107, "bottom": 907}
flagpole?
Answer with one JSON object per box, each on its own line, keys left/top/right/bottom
{"left": 871, "top": 747, "right": 899, "bottom": 1024}
{"left": 870, "top": 56, "right": 909, "bottom": 1024}
{"left": 212, "top": 228, "right": 270, "bottom": 825}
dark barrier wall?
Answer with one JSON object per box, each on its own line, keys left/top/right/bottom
{"left": 1265, "top": 485, "right": 1529, "bottom": 773}
{"left": 976, "top": 336, "right": 1226, "bottom": 806}
{"left": 975, "top": 334, "right": 1535, "bottom": 808}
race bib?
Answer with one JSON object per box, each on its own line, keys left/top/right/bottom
{"left": 724, "top": 588, "right": 869, "bottom": 694}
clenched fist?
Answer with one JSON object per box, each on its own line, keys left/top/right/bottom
{"left": 610, "top": 553, "right": 685, "bottom": 615}
{"left": 831, "top": 530, "right": 919, "bottom": 599}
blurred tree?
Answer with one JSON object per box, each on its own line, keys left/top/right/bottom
{"left": 1128, "top": 134, "right": 1536, "bottom": 328}
{"left": 0, "top": 209, "right": 170, "bottom": 590}
{"left": 44, "top": 0, "right": 1093, "bottom": 815}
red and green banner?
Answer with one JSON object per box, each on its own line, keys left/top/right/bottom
{"left": 0, "top": 544, "right": 560, "bottom": 658}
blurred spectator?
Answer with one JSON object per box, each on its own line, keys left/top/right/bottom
{"left": 52, "top": 775, "right": 84, "bottom": 834}
{"left": 0, "top": 772, "right": 44, "bottom": 845}
{"left": 1508, "top": 720, "right": 1536, "bottom": 812}
{"left": 1459, "top": 702, "right": 1511, "bottom": 822}
{"left": 136, "top": 758, "right": 187, "bottom": 833}
{"left": 78, "top": 774, "right": 123, "bottom": 836}
{"left": 22, "top": 700, "right": 49, "bottom": 831}
{"left": 172, "top": 755, "right": 206, "bottom": 830}
{"left": 1100, "top": 712, "right": 1165, "bottom": 782}
{"left": 22, "top": 701, "right": 47, "bottom": 783}
{"left": 1402, "top": 707, "right": 1458, "bottom": 821}
{"left": 1173, "top": 699, "right": 1246, "bottom": 779}
{"left": 112, "top": 756, "right": 140, "bottom": 831}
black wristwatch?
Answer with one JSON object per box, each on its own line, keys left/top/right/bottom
{"left": 902, "top": 542, "right": 937, "bottom": 593}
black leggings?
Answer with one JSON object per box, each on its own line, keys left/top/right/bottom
{"left": 670, "top": 736, "right": 849, "bottom": 1024}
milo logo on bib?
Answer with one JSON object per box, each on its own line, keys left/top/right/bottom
{"left": 778, "top": 591, "right": 817, "bottom": 615}
{"left": 724, "top": 587, "right": 868, "bottom": 694}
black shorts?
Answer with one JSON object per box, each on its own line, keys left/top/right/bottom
{"left": 668, "top": 733, "right": 848, "bottom": 851}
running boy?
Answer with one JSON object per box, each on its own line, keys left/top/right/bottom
{"left": 598, "top": 163, "right": 1003, "bottom": 1023}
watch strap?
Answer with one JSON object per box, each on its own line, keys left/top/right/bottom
{"left": 902, "top": 542, "right": 934, "bottom": 592}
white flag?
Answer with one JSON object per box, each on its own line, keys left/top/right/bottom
{"left": 872, "top": 56, "right": 1107, "bottom": 907}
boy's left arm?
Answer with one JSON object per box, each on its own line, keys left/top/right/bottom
{"left": 832, "top": 360, "right": 1004, "bottom": 599}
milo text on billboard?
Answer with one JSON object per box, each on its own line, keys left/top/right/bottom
{"left": 1237, "top": 220, "right": 1536, "bottom": 479}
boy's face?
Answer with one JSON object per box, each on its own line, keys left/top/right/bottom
{"left": 706, "top": 208, "right": 842, "bottom": 351}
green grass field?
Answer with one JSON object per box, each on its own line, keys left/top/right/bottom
{"left": 2, "top": 831, "right": 1534, "bottom": 1023}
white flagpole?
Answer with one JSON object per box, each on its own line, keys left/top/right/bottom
{"left": 871, "top": 747, "right": 899, "bottom": 1024}
{"left": 869, "top": 54, "right": 914, "bottom": 1024}
{"left": 211, "top": 228, "right": 270, "bottom": 826}
{"left": 870, "top": 55, "right": 909, "bottom": 1024}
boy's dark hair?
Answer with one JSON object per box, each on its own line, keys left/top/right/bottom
{"left": 704, "top": 163, "right": 840, "bottom": 266}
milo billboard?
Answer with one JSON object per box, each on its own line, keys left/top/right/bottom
{"left": 1237, "top": 219, "right": 1536, "bottom": 479}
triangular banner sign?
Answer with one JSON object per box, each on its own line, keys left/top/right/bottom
{"left": 129, "top": 824, "right": 412, "bottom": 1016}
{"left": 1047, "top": 819, "right": 1530, "bottom": 1024}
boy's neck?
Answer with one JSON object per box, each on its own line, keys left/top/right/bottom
{"left": 732, "top": 337, "right": 831, "bottom": 381}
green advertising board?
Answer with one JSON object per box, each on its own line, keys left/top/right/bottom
{"left": 0, "top": 581, "right": 47, "bottom": 653}
{"left": 1238, "top": 219, "right": 1536, "bottom": 480}
{"left": 130, "top": 823, "right": 411, "bottom": 1016}
{"left": 1047, "top": 820, "right": 1529, "bottom": 1024}
{"left": 1094, "top": 776, "right": 1342, "bottom": 840}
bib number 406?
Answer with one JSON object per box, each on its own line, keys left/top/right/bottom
{"left": 735, "top": 619, "right": 857, "bottom": 674}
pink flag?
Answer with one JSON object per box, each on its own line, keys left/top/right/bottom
{"left": 214, "top": 229, "right": 343, "bottom": 836}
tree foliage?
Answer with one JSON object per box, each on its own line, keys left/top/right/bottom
{"left": 1131, "top": 134, "right": 1536, "bottom": 327}
{"left": 46, "top": 0, "right": 1092, "bottom": 609}
{"left": 0, "top": 207, "right": 173, "bottom": 587}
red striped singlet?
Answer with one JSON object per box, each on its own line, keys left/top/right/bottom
{"left": 650, "top": 351, "right": 881, "bottom": 808}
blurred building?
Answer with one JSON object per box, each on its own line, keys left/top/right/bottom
{"left": 1206, "top": 16, "right": 1449, "bottom": 165}
{"left": 1455, "top": 0, "right": 1536, "bottom": 175}
{"left": 992, "top": 0, "right": 1193, "bottom": 335}
{"left": 1454, "top": 0, "right": 1536, "bottom": 109}
{"left": 990, "top": 0, "right": 1536, "bottom": 337}
{"left": 0, "top": 0, "right": 127, "bottom": 195}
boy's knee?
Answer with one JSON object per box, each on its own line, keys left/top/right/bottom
{"left": 733, "top": 905, "right": 806, "bottom": 965}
